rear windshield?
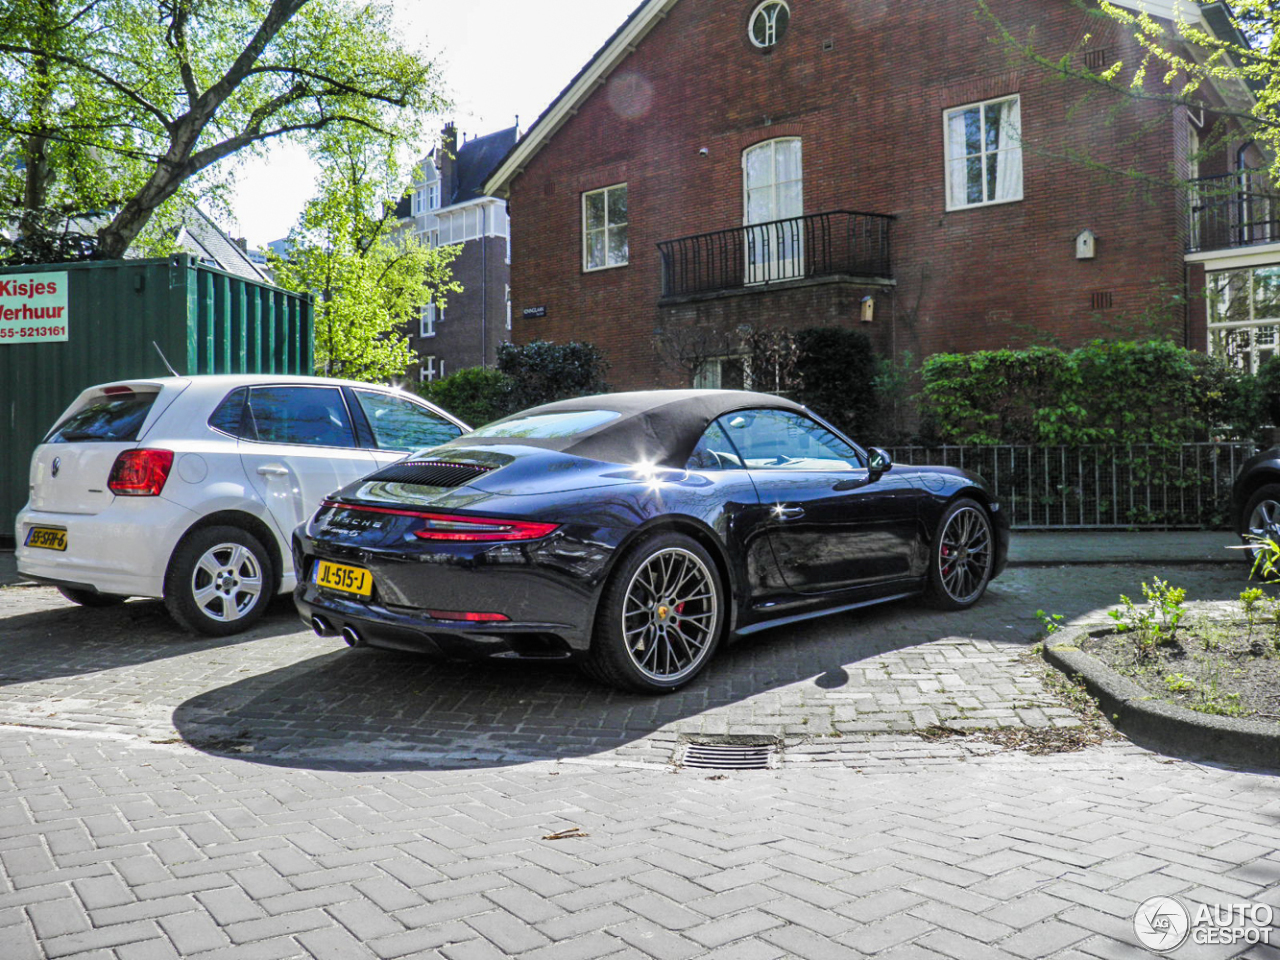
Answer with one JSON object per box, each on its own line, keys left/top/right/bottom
{"left": 468, "top": 410, "right": 620, "bottom": 440}
{"left": 46, "top": 393, "right": 158, "bottom": 443}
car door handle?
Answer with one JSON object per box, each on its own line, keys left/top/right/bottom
{"left": 776, "top": 505, "right": 806, "bottom": 520}
{"left": 256, "top": 465, "right": 289, "bottom": 478}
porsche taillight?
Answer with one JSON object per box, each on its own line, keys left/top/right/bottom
{"left": 108, "top": 449, "right": 174, "bottom": 496}
{"left": 413, "top": 514, "right": 559, "bottom": 542}
{"left": 320, "top": 501, "right": 559, "bottom": 542}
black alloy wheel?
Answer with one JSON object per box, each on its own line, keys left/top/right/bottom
{"left": 927, "top": 498, "right": 995, "bottom": 610}
{"left": 1243, "top": 484, "right": 1280, "bottom": 568}
{"left": 585, "top": 531, "right": 725, "bottom": 693}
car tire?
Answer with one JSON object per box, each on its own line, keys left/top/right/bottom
{"left": 1241, "top": 484, "right": 1280, "bottom": 568}
{"left": 164, "top": 525, "right": 274, "bottom": 637}
{"left": 584, "top": 532, "right": 725, "bottom": 694}
{"left": 927, "top": 498, "right": 995, "bottom": 610}
{"left": 57, "top": 586, "right": 127, "bottom": 608}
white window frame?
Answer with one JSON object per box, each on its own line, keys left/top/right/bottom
{"left": 694, "top": 356, "right": 752, "bottom": 390}
{"left": 582, "top": 183, "right": 628, "bottom": 272}
{"left": 427, "top": 182, "right": 440, "bottom": 210}
{"left": 505, "top": 284, "right": 512, "bottom": 330}
{"left": 742, "top": 137, "right": 804, "bottom": 284}
{"left": 748, "top": 1, "right": 790, "bottom": 49}
{"left": 1207, "top": 266, "right": 1280, "bottom": 373}
{"left": 422, "top": 355, "right": 438, "bottom": 382}
{"left": 420, "top": 303, "right": 436, "bottom": 338}
{"left": 943, "top": 94, "right": 1023, "bottom": 212}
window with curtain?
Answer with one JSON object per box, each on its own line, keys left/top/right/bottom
{"left": 945, "top": 95, "right": 1022, "bottom": 210}
{"left": 583, "top": 184, "right": 628, "bottom": 270}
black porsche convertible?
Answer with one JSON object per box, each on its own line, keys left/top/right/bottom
{"left": 293, "top": 390, "right": 1009, "bottom": 693}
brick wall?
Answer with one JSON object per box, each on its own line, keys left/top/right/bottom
{"left": 409, "top": 235, "right": 510, "bottom": 378}
{"left": 507, "top": 0, "right": 1194, "bottom": 390}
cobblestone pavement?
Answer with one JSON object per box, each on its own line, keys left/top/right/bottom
{"left": 0, "top": 566, "right": 1247, "bottom": 769}
{"left": 4, "top": 563, "right": 1279, "bottom": 959}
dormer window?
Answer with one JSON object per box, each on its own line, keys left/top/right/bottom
{"left": 749, "top": 1, "right": 789, "bottom": 49}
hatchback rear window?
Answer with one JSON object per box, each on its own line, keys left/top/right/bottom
{"left": 469, "top": 410, "right": 620, "bottom": 439}
{"left": 46, "top": 393, "right": 158, "bottom": 443}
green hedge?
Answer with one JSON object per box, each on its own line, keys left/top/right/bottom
{"left": 919, "top": 340, "right": 1265, "bottom": 445}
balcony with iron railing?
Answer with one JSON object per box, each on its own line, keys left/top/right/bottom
{"left": 656, "top": 210, "right": 894, "bottom": 300}
{"left": 1188, "top": 168, "right": 1280, "bottom": 254}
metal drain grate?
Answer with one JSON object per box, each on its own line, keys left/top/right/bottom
{"left": 677, "top": 737, "right": 781, "bottom": 770}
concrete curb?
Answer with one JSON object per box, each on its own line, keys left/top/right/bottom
{"left": 1043, "top": 624, "right": 1280, "bottom": 769}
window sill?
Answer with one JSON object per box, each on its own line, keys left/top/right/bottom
{"left": 944, "top": 195, "right": 1024, "bottom": 213}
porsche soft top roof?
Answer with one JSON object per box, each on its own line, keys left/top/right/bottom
{"left": 443, "top": 389, "right": 809, "bottom": 467}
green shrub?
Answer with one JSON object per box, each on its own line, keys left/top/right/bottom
{"left": 497, "top": 339, "right": 610, "bottom": 411}
{"left": 920, "top": 339, "right": 1264, "bottom": 445}
{"left": 417, "top": 367, "right": 514, "bottom": 428}
{"left": 790, "top": 328, "right": 880, "bottom": 440}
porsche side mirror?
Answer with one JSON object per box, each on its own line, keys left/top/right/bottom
{"left": 868, "top": 447, "right": 892, "bottom": 478}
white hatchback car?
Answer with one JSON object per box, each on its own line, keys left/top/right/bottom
{"left": 15, "top": 375, "right": 467, "bottom": 635}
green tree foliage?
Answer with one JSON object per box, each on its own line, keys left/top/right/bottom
{"left": 789, "top": 328, "right": 880, "bottom": 441}
{"left": 0, "top": 0, "right": 443, "bottom": 262}
{"left": 979, "top": 0, "right": 1277, "bottom": 184}
{"left": 272, "top": 131, "right": 460, "bottom": 383}
{"left": 919, "top": 340, "right": 1264, "bottom": 445}
{"left": 418, "top": 367, "right": 514, "bottom": 428}
{"left": 496, "top": 340, "right": 610, "bottom": 411}
{"left": 1089, "top": 1, "right": 1279, "bottom": 167}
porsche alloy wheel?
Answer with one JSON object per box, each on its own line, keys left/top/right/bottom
{"left": 586, "top": 533, "right": 724, "bottom": 693}
{"left": 928, "top": 499, "right": 994, "bottom": 610}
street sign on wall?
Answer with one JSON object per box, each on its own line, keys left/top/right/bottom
{"left": 0, "top": 271, "right": 69, "bottom": 343}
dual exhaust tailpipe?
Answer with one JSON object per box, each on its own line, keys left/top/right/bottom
{"left": 310, "top": 615, "right": 365, "bottom": 648}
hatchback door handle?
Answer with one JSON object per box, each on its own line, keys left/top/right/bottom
{"left": 776, "top": 505, "right": 805, "bottom": 520}
{"left": 256, "top": 465, "right": 289, "bottom": 477}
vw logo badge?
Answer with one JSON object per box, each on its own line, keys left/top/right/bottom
{"left": 51, "top": 457, "right": 61, "bottom": 478}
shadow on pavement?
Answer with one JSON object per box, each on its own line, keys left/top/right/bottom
{"left": 169, "top": 565, "right": 1252, "bottom": 772}
{"left": 0, "top": 593, "right": 301, "bottom": 686}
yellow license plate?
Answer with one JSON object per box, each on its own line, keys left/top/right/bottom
{"left": 25, "top": 527, "right": 67, "bottom": 551}
{"left": 313, "top": 559, "right": 373, "bottom": 597}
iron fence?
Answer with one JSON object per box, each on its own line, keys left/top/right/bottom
{"left": 657, "top": 210, "right": 894, "bottom": 298}
{"left": 887, "top": 442, "right": 1258, "bottom": 529}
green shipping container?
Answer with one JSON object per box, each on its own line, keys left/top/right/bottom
{"left": 0, "top": 256, "right": 313, "bottom": 540}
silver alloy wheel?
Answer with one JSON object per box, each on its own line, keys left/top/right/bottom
{"left": 189, "top": 542, "right": 264, "bottom": 624}
{"left": 621, "top": 546, "right": 719, "bottom": 683}
{"left": 1247, "top": 498, "right": 1280, "bottom": 560}
{"left": 936, "top": 505, "right": 993, "bottom": 605}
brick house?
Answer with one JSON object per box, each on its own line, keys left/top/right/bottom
{"left": 399, "top": 123, "right": 517, "bottom": 383}
{"left": 484, "top": 0, "right": 1278, "bottom": 390}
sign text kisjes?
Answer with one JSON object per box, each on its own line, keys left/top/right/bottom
{"left": 0, "top": 272, "right": 69, "bottom": 343}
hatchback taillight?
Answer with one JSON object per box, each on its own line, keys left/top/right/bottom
{"left": 108, "top": 449, "right": 174, "bottom": 496}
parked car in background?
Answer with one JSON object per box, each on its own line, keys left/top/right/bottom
{"left": 16, "top": 375, "right": 467, "bottom": 635}
{"left": 1231, "top": 447, "right": 1280, "bottom": 563}
{"left": 294, "top": 390, "right": 1010, "bottom": 693}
